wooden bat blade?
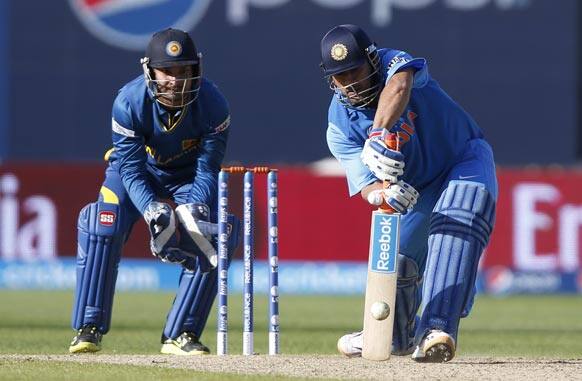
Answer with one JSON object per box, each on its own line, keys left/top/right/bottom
{"left": 362, "top": 211, "right": 400, "bottom": 361}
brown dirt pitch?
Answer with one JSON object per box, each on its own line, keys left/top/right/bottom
{"left": 2, "top": 354, "right": 582, "bottom": 380}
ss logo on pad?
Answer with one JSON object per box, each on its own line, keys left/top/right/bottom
{"left": 99, "top": 211, "right": 116, "bottom": 226}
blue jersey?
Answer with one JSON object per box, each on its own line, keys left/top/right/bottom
{"left": 109, "top": 75, "right": 230, "bottom": 213}
{"left": 326, "top": 48, "right": 484, "bottom": 196}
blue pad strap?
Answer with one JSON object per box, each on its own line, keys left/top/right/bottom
{"left": 163, "top": 214, "right": 240, "bottom": 339}
{"left": 416, "top": 181, "right": 495, "bottom": 342}
{"left": 392, "top": 254, "right": 421, "bottom": 354}
{"left": 71, "top": 202, "right": 124, "bottom": 334}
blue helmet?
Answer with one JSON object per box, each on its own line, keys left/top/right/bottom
{"left": 141, "top": 28, "right": 202, "bottom": 108}
{"left": 320, "top": 25, "right": 381, "bottom": 109}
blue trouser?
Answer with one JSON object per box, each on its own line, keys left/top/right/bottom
{"left": 72, "top": 165, "right": 221, "bottom": 339}
{"left": 394, "top": 139, "right": 497, "bottom": 346}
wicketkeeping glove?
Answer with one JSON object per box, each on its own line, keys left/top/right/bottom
{"left": 361, "top": 137, "right": 405, "bottom": 183}
{"left": 175, "top": 203, "right": 218, "bottom": 273}
{"left": 366, "top": 180, "right": 419, "bottom": 215}
{"left": 143, "top": 201, "right": 197, "bottom": 270}
{"left": 144, "top": 201, "right": 178, "bottom": 255}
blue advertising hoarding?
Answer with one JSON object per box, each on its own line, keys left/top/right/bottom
{"left": 0, "top": 1, "right": 7, "bottom": 160}
{"left": 2, "top": 0, "right": 580, "bottom": 165}
{"left": 1, "top": 259, "right": 580, "bottom": 295}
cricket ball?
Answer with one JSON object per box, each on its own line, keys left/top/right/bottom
{"left": 371, "top": 301, "right": 390, "bottom": 320}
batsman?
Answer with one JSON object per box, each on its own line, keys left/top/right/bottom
{"left": 321, "top": 25, "right": 497, "bottom": 362}
{"left": 69, "top": 28, "right": 239, "bottom": 355}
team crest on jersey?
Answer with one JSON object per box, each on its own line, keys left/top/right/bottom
{"left": 331, "top": 44, "right": 348, "bottom": 61}
{"left": 69, "top": 0, "right": 213, "bottom": 51}
{"left": 182, "top": 138, "right": 200, "bottom": 150}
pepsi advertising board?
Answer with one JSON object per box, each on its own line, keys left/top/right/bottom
{"left": 1, "top": 0, "right": 579, "bottom": 165}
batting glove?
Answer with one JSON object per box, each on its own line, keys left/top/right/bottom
{"left": 361, "top": 137, "right": 405, "bottom": 183}
{"left": 366, "top": 180, "right": 419, "bottom": 215}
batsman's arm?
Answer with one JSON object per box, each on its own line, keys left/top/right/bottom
{"left": 327, "top": 123, "right": 378, "bottom": 197}
{"left": 372, "top": 69, "right": 414, "bottom": 131}
{"left": 373, "top": 49, "right": 429, "bottom": 130}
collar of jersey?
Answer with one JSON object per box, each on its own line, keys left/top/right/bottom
{"left": 156, "top": 104, "right": 188, "bottom": 133}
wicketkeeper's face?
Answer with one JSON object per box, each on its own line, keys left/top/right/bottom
{"left": 152, "top": 65, "right": 200, "bottom": 109}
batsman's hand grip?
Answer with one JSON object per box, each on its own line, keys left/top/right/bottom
{"left": 379, "top": 132, "right": 399, "bottom": 213}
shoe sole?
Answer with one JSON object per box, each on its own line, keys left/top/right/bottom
{"left": 338, "top": 351, "right": 362, "bottom": 358}
{"left": 412, "top": 335, "right": 455, "bottom": 363}
{"left": 69, "top": 342, "right": 101, "bottom": 354}
{"left": 416, "top": 343, "right": 454, "bottom": 363}
{"left": 160, "top": 344, "right": 210, "bottom": 356}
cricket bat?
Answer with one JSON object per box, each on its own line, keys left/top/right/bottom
{"left": 362, "top": 132, "right": 401, "bottom": 361}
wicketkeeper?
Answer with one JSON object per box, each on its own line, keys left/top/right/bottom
{"left": 69, "top": 28, "right": 239, "bottom": 355}
{"left": 321, "top": 24, "right": 497, "bottom": 362}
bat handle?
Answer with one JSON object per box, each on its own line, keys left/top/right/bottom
{"left": 379, "top": 132, "right": 399, "bottom": 213}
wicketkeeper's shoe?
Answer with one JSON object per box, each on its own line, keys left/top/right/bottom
{"left": 161, "top": 332, "right": 210, "bottom": 355}
{"left": 69, "top": 325, "right": 102, "bottom": 354}
{"left": 337, "top": 331, "right": 415, "bottom": 357}
{"left": 412, "top": 330, "right": 456, "bottom": 363}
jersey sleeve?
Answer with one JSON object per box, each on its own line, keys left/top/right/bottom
{"left": 188, "top": 86, "right": 230, "bottom": 206}
{"left": 326, "top": 122, "right": 377, "bottom": 197}
{"left": 110, "top": 93, "right": 156, "bottom": 214}
{"left": 384, "top": 50, "right": 429, "bottom": 89}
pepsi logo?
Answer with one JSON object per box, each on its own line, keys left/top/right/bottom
{"left": 485, "top": 266, "right": 513, "bottom": 295}
{"left": 69, "top": 0, "right": 212, "bottom": 50}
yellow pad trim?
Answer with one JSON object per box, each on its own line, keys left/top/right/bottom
{"left": 103, "top": 148, "right": 114, "bottom": 161}
{"left": 100, "top": 186, "right": 119, "bottom": 205}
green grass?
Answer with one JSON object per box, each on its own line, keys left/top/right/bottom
{"left": 0, "top": 360, "right": 314, "bottom": 381}
{"left": 0, "top": 291, "right": 361, "bottom": 355}
{"left": 0, "top": 291, "right": 581, "bottom": 379}
{"left": 460, "top": 295, "right": 582, "bottom": 357}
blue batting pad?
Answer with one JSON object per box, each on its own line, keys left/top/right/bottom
{"left": 163, "top": 214, "right": 240, "bottom": 340}
{"left": 392, "top": 254, "right": 421, "bottom": 354}
{"left": 71, "top": 202, "right": 124, "bottom": 333}
{"left": 416, "top": 181, "right": 495, "bottom": 342}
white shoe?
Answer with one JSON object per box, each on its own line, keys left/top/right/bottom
{"left": 337, "top": 331, "right": 416, "bottom": 358}
{"left": 412, "top": 330, "right": 456, "bottom": 363}
{"left": 337, "top": 331, "right": 363, "bottom": 358}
